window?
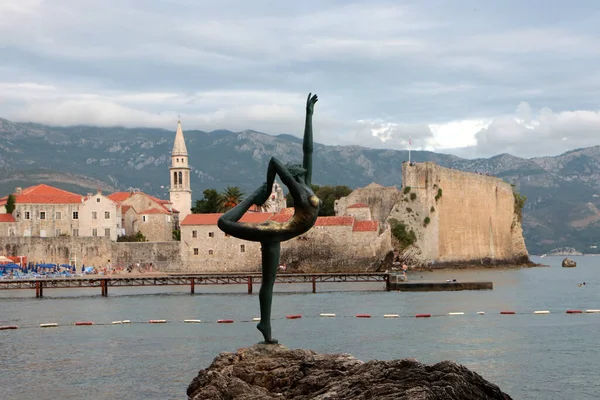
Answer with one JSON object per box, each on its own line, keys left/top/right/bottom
{"left": 105, "top": 228, "right": 110, "bottom": 237}
{"left": 39, "top": 212, "right": 46, "bottom": 220}
{"left": 72, "top": 229, "right": 79, "bottom": 237}
{"left": 55, "top": 211, "right": 62, "bottom": 220}
{"left": 192, "top": 230, "right": 197, "bottom": 238}
{"left": 24, "top": 211, "right": 30, "bottom": 220}
{"left": 208, "top": 249, "right": 214, "bottom": 255}
{"left": 105, "top": 211, "right": 110, "bottom": 219}
{"left": 92, "top": 228, "right": 98, "bottom": 237}
{"left": 55, "top": 229, "right": 61, "bottom": 236}
{"left": 92, "top": 211, "right": 97, "bottom": 220}
{"left": 208, "top": 232, "right": 214, "bottom": 238}
{"left": 167, "top": 216, "right": 171, "bottom": 222}
{"left": 193, "top": 248, "right": 199, "bottom": 255}
{"left": 142, "top": 215, "right": 147, "bottom": 222}
{"left": 240, "top": 244, "right": 245, "bottom": 253}
{"left": 8, "top": 228, "right": 15, "bottom": 236}
{"left": 96, "top": 198, "right": 100, "bottom": 203}
{"left": 72, "top": 211, "right": 79, "bottom": 220}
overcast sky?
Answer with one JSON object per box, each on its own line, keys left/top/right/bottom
{"left": 2, "top": 0, "right": 600, "bottom": 159}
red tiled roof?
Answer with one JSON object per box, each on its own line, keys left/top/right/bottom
{"left": 109, "top": 191, "right": 173, "bottom": 214}
{"left": 181, "top": 212, "right": 273, "bottom": 226}
{"left": 269, "top": 212, "right": 293, "bottom": 223}
{"left": 121, "top": 205, "right": 133, "bottom": 213}
{"left": 107, "top": 192, "right": 131, "bottom": 202}
{"left": 315, "top": 216, "right": 355, "bottom": 226}
{"left": 0, "top": 184, "right": 83, "bottom": 205}
{"left": 0, "top": 214, "right": 16, "bottom": 223}
{"left": 348, "top": 202, "right": 369, "bottom": 209}
{"left": 139, "top": 207, "right": 169, "bottom": 215}
{"left": 353, "top": 220, "right": 379, "bottom": 232}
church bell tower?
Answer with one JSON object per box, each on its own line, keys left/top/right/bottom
{"left": 170, "top": 119, "right": 192, "bottom": 222}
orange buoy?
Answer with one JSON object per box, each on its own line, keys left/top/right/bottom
{"left": 355, "top": 314, "right": 371, "bottom": 318}
{"left": 217, "top": 319, "right": 234, "bottom": 323}
{"left": 566, "top": 310, "right": 583, "bottom": 314}
{"left": 286, "top": 314, "right": 302, "bottom": 319}
{"left": 415, "top": 314, "right": 431, "bottom": 318}
{"left": 0, "top": 325, "right": 18, "bottom": 330}
{"left": 74, "top": 321, "right": 93, "bottom": 326}
{"left": 500, "top": 311, "right": 516, "bottom": 315}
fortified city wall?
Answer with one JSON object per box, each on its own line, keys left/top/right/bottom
{"left": 391, "top": 162, "right": 529, "bottom": 266}
{"left": 0, "top": 237, "right": 181, "bottom": 270}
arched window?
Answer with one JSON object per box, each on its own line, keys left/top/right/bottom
{"left": 173, "top": 171, "right": 178, "bottom": 185}
{"left": 179, "top": 171, "right": 183, "bottom": 187}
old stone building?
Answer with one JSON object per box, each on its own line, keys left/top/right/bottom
{"left": 107, "top": 191, "right": 176, "bottom": 241}
{"left": 181, "top": 213, "right": 272, "bottom": 272}
{"left": 179, "top": 209, "right": 386, "bottom": 272}
{"left": 169, "top": 119, "right": 192, "bottom": 222}
{"left": 0, "top": 185, "right": 121, "bottom": 239}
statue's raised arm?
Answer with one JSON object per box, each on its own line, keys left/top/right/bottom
{"left": 303, "top": 93, "right": 318, "bottom": 186}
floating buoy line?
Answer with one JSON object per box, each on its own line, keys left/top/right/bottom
{"left": 1, "top": 309, "right": 598, "bottom": 331}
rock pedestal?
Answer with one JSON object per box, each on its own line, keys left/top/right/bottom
{"left": 187, "top": 344, "right": 512, "bottom": 400}
{"left": 562, "top": 258, "right": 577, "bottom": 268}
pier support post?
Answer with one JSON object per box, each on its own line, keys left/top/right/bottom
{"left": 190, "top": 278, "right": 195, "bottom": 294}
{"left": 247, "top": 276, "right": 253, "bottom": 294}
{"left": 312, "top": 275, "right": 316, "bottom": 293}
{"left": 36, "top": 281, "right": 43, "bottom": 298}
{"left": 386, "top": 273, "right": 391, "bottom": 291}
{"left": 101, "top": 280, "right": 108, "bottom": 297}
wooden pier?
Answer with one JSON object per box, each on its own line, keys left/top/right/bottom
{"left": 0, "top": 273, "right": 390, "bottom": 298}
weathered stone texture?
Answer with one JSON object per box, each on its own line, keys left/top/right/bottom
{"left": 0, "top": 237, "right": 180, "bottom": 270}
{"left": 335, "top": 182, "right": 403, "bottom": 226}
{"left": 187, "top": 344, "right": 512, "bottom": 400}
{"left": 390, "top": 162, "right": 529, "bottom": 266}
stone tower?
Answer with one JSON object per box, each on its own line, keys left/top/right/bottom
{"left": 169, "top": 119, "right": 192, "bottom": 223}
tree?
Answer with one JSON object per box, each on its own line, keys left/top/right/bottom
{"left": 192, "top": 189, "right": 221, "bottom": 214}
{"left": 219, "top": 186, "right": 245, "bottom": 212}
{"left": 5, "top": 194, "right": 16, "bottom": 214}
{"left": 285, "top": 184, "right": 352, "bottom": 216}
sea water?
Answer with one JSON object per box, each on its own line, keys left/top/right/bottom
{"left": 1, "top": 255, "right": 598, "bottom": 400}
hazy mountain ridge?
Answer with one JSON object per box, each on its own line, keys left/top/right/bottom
{"left": 1, "top": 117, "right": 600, "bottom": 254}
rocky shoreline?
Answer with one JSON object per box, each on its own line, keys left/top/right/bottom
{"left": 187, "top": 344, "right": 512, "bottom": 400}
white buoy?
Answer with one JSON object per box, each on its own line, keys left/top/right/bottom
{"left": 477, "top": 311, "right": 485, "bottom": 315}
{"left": 534, "top": 310, "right": 550, "bottom": 314}
{"left": 383, "top": 314, "right": 399, "bottom": 318}
{"left": 448, "top": 312, "right": 465, "bottom": 315}
{"left": 252, "top": 317, "right": 261, "bottom": 321}
{"left": 122, "top": 320, "right": 131, "bottom": 324}
{"left": 40, "top": 323, "right": 58, "bottom": 328}
{"left": 586, "top": 309, "right": 600, "bottom": 313}
{"left": 184, "top": 319, "right": 202, "bottom": 323}
{"left": 112, "top": 321, "right": 123, "bottom": 324}
{"left": 320, "top": 313, "right": 336, "bottom": 317}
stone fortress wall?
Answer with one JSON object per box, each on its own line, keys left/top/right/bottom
{"left": 394, "top": 162, "right": 529, "bottom": 265}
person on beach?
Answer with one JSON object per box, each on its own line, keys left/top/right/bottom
{"left": 218, "top": 93, "right": 321, "bottom": 344}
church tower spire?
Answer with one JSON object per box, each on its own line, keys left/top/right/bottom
{"left": 169, "top": 119, "right": 192, "bottom": 223}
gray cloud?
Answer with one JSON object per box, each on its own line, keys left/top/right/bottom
{"left": 2, "top": 0, "right": 600, "bottom": 159}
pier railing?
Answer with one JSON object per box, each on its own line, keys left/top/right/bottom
{"left": 0, "top": 272, "right": 391, "bottom": 298}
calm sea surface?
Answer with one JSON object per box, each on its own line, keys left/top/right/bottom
{"left": 1, "top": 255, "right": 599, "bottom": 400}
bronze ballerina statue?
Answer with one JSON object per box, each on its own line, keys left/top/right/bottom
{"left": 218, "top": 93, "right": 321, "bottom": 344}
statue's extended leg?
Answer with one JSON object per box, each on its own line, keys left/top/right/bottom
{"left": 257, "top": 241, "right": 280, "bottom": 344}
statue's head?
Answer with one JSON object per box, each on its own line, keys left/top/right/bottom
{"left": 286, "top": 163, "right": 307, "bottom": 183}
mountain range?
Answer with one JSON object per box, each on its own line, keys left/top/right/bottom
{"left": 2, "top": 116, "right": 600, "bottom": 255}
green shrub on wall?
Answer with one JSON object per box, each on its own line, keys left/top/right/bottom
{"left": 424, "top": 216, "right": 431, "bottom": 226}
{"left": 410, "top": 192, "right": 417, "bottom": 201}
{"left": 435, "top": 188, "right": 443, "bottom": 202}
{"left": 403, "top": 186, "right": 411, "bottom": 194}
{"left": 389, "top": 218, "right": 417, "bottom": 250}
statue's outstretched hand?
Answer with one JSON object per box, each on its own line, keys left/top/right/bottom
{"left": 306, "top": 93, "right": 318, "bottom": 115}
